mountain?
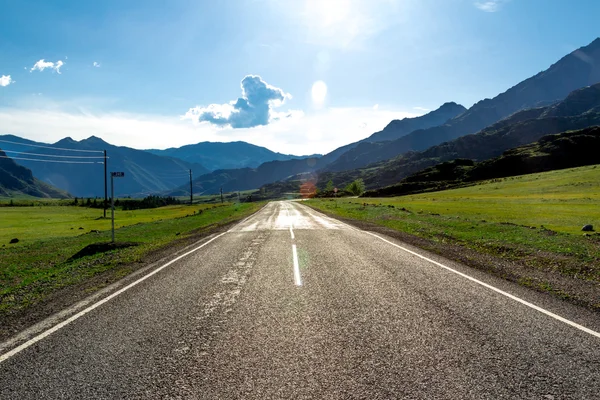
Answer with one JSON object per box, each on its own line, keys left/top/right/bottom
{"left": 0, "top": 135, "right": 210, "bottom": 197}
{"left": 0, "top": 134, "right": 46, "bottom": 148}
{"left": 323, "top": 37, "right": 600, "bottom": 173}
{"left": 0, "top": 150, "right": 70, "bottom": 198}
{"left": 362, "top": 102, "right": 467, "bottom": 143}
{"left": 316, "top": 82, "right": 600, "bottom": 191}
{"left": 147, "top": 141, "right": 321, "bottom": 171}
{"left": 170, "top": 101, "right": 466, "bottom": 194}
{"left": 364, "top": 126, "right": 600, "bottom": 197}
{"left": 165, "top": 102, "right": 464, "bottom": 194}
{"left": 168, "top": 157, "right": 321, "bottom": 195}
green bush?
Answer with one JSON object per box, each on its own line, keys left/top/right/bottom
{"left": 345, "top": 179, "right": 365, "bottom": 196}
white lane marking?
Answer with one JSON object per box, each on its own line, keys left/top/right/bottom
{"left": 292, "top": 244, "right": 302, "bottom": 286}
{"left": 0, "top": 232, "right": 228, "bottom": 364}
{"left": 290, "top": 227, "right": 295, "bottom": 240}
{"left": 364, "top": 231, "right": 600, "bottom": 340}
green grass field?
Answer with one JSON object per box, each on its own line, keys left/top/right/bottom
{"left": 308, "top": 165, "right": 600, "bottom": 305}
{"left": 0, "top": 204, "right": 221, "bottom": 244}
{"left": 371, "top": 164, "right": 600, "bottom": 235}
{"left": 0, "top": 202, "right": 263, "bottom": 320}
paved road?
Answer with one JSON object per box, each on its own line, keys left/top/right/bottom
{"left": 1, "top": 201, "right": 599, "bottom": 399}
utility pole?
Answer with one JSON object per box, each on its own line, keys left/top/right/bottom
{"left": 103, "top": 150, "right": 108, "bottom": 218}
{"left": 110, "top": 172, "right": 125, "bottom": 243}
{"left": 111, "top": 173, "right": 115, "bottom": 242}
{"left": 220, "top": 187, "right": 223, "bottom": 203}
{"left": 189, "top": 169, "right": 193, "bottom": 205}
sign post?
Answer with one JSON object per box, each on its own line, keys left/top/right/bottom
{"left": 110, "top": 172, "right": 125, "bottom": 242}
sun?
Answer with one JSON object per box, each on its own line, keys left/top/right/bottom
{"left": 306, "top": 0, "right": 351, "bottom": 27}
{"left": 311, "top": 81, "right": 327, "bottom": 105}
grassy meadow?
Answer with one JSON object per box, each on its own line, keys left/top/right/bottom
{"left": 0, "top": 203, "right": 222, "bottom": 244}
{"left": 308, "top": 165, "right": 600, "bottom": 304}
{"left": 0, "top": 202, "right": 263, "bottom": 319}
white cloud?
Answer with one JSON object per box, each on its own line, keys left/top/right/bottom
{"left": 474, "top": 0, "right": 507, "bottom": 12}
{"left": 0, "top": 75, "right": 13, "bottom": 87}
{"left": 93, "top": 61, "right": 101, "bottom": 68}
{"left": 373, "top": 104, "right": 379, "bottom": 110}
{"left": 413, "top": 106, "right": 430, "bottom": 112}
{"left": 0, "top": 103, "right": 417, "bottom": 156}
{"left": 30, "top": 59, "right": 64, "bottom": 74}
{"left": 184, "top": 75, "right": 297, "bottom": 129}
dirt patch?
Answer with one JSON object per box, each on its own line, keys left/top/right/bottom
{"left": 305, "top": 205, "right": 600, "bottom": 313}
{"left": 68, "top": 242, "right": 139, "bottom": 261}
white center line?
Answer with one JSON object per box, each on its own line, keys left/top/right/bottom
{"left": 292, "top": 244, "right": 302, "bottom": 286}
{"left": 364, "top": 231, "right": 600, "bottom": 340}
{"left": 290, "top": 226, "right": 295, "bottom": 240}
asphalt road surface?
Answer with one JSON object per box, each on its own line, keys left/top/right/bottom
{"left": 1, "top": 201, "right": 599, "bottom": 399}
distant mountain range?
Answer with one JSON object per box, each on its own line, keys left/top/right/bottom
{"left": 321, "top": 37, "right": 600, "bottom": 173}
{"left": 0, "top": 135, "right": 324, "bottom": 198}
{"left": 315, "top": 81, "right": 600, "bottom": 191}
{"left": 168, "top": 157, "right": 321, "bottom": 196}
{"left": 0, "top": 150, "right": 70, "bottom": 198}
{"left": 168, "top": 102, "right": 467, "bottom": 195}
{"left": 186, "top": 37, "right": 600, "bottom": 195}
{"left": 147, "top": 141, "right": 321, "bottom": 171}
{"left": 0, "top": 135, "right": 209, "bottom": 197}
{"left": 3, "top": 37, "right": 600, "bottom": 199}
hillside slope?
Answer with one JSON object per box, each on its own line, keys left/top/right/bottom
{"left": 170, "top": 102, "right": 466, "bottom": 194}
{"left": 362, "top": 102, "right": 467, "bottom": 143}
{"left": 317, "top": 82, "right": 600, "bottom": 190}
{"left": 365, "top": 126, "right": 600, "bottom": 197}
{"left": 0, "top": 150, "right": 71, "bottom": 198}
{"left": 324, "top": 37, "right": 600, "bottom": 172}
{"left": 0, "top": 135, "right": 210, "bottom": 197}
{"left": 168, "top": 157, "right": 321, "bottom": 195}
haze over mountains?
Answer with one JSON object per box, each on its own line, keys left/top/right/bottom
{"left": 0, "top": 135, "right": 209, "bottom": 197}
{"left": 2, "top": 37, "right": 600, "bottom": 199}
{"left": 148, "top": 142, "right": 320, "bottom": 171}
{"left": 0, "top": 149, "right": 69, "bottom": 198}
{"left": 314, "top": 82, "right": 600, "bottom": 192}
{"left": 322, "top": 37, "right": 600, "bottom": 173}
{"left": 165, "top": 102, "right": 467, "bottom": 195}
{"left": 180, "top": 37, "right": 600, "bottom": 196}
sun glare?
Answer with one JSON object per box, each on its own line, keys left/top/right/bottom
{"left": 311, "top": 81, "right": 328, "bottom": 105}
{"left": 306, "top": 0, "right": 351, "bottom": 27}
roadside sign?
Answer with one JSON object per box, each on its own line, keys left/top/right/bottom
{"left": 111, "top": 172, "right": 125, "bottom": 178}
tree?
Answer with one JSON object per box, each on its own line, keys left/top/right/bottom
{"left": 345, "top": 179, "right": 365, "bottom": 196}
{"left": 325, "top": 180, "right": 334, "bottom": 193}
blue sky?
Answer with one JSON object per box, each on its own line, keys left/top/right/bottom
{"left": 0, "top": 0, "right": 599, "bottom": 155}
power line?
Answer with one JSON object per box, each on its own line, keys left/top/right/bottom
{"left": 0, "top": 155, "right": 103, "bottom": 164}
{"left": 155, "top": 174, "right": 190, "bottom": 178}
{"left": 2, "top": 150, "right": 107, "bottom": 159}
{"left": 0, "top": 139, "right": 104, "bottom": 153}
